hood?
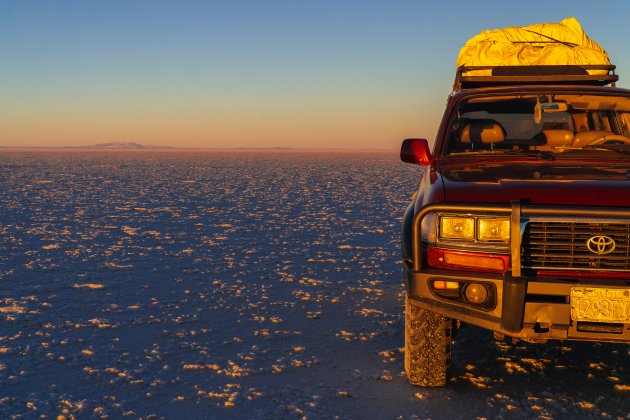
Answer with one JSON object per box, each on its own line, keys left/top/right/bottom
{"left": 439, "top": 161, "right": 630, "bottom": 206}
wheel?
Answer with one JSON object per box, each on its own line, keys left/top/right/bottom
{"left": 404, "top": 295, "right": 452, "bottom": 386}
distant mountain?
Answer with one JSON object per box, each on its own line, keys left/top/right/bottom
{"left": 236, "top": 146, "right": 294, "bottom": 151}
{"left": 68, "top": 142, "right": 173, "bottom": 149}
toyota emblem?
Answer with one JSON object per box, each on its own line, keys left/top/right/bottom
{"left": 586, "top": 235, "right": 616, "bottom": 255}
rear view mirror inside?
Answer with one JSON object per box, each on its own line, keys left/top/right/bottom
{"left": 541, "top": 102, "right": 568, "bottom": 112}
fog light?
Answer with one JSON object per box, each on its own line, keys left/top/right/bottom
{"left": 464, "top": 283, "right": 489, "bottom": 304}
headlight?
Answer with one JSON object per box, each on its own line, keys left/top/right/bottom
{"left": 477, "top": 218, "right": 510, "bottom": 242}
{"left": 440, "top": 216, "right": 475, "bottom": 240}
{"left": 436, "top": 215, "right": 510, "bottom": 243}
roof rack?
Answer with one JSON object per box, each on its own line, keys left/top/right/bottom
{"left": 453, "top": 64, "right": 618, "bottom": 91}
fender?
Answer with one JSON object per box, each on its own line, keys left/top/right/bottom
{"left": 401, "top": 203, "right": 414, "bottom": 261}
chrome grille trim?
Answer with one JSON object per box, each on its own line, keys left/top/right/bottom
{"left": 522, "top": 221, "right": 630, "bottom": 271}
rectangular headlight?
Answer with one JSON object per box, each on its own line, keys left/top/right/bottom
{"left": 477, "top": 218, "right": 510, "bottom": 242}
{"left": 440, "top": 216, "right": 475, "bottom": 240}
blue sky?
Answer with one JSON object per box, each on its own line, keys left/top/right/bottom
{"left": 1, "top": 0, "right": 629, "bottom": 149}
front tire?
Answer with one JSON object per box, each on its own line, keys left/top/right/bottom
{"left": 404, "top": 295, "right": 452, "bottom": 386}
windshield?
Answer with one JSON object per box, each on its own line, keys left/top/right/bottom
{"left": 443, "top": 93, "right": 630, "bottom": 159}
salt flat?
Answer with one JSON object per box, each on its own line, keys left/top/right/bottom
{"left": 0, "top": 151, "right": 628, "bottom": 418}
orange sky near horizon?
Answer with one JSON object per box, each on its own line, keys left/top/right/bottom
{"left": 1, "top": 89, "right": 441, "bottom": 149}
{"left": 2, "top": 1, "right": 629, "bottom": 150}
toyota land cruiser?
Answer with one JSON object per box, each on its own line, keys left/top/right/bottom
{"left": 400, "top": 64, "right": 630, "bottom": 386}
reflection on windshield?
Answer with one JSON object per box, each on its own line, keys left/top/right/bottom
{"left": 445, "top": 93, "right": 630, "bottom": 158}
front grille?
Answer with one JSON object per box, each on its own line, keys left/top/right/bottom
{"left": 522, "top": 222, "right": 630, "bottom": 271}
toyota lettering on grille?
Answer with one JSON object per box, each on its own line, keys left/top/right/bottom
{"left": 586, "top": 235, "right": 616, "bottom": 255}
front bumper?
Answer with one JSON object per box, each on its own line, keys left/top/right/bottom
{"left": 405, "top": 265, "right": 630, "bottom": 342}
{"left": 407, "top": 202, "right": 630, "bottom": 343}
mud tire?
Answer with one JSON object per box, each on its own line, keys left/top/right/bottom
{"left": 404, "top": 295, "right": 452, "bottom": 386}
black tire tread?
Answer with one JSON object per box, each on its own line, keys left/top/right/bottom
{"left": 404, "top": 296, "right": 451, "bottom": 386}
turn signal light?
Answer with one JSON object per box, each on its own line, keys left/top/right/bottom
{"left": 432, "top": 280, "right": 460, "bottom": 290}
{"left": 443, "top": 252, "right": 505, "bottom": 272}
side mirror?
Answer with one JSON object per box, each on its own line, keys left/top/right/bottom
{"left": 400, "top": 138, "right": 432, "bottom": 165}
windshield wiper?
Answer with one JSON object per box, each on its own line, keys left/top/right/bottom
{"left": 450, "top": 149, "right": 556, "bottom": 160}
{"left": 581, "top": 144, "right": 630, "bottom": 156}
{"left": 498, "top": 150, "right": 556, "bottom": 160}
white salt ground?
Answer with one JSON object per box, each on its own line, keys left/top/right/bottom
{"left": 0, "top": 151, "right": 628, "bottom": 418}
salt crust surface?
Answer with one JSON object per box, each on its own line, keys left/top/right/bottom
{"left": 0, "top": 151, "right": 628, "bottom": 418}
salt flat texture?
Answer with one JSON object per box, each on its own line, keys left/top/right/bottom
{"left": 0, "top": 151, "right": 628, "bottom": 419}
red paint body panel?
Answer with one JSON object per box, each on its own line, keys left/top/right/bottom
{"left": 438, "top": 162, "right": 630, "bottom": 206}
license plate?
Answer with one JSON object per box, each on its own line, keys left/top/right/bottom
{"left": 570, "top": 287, "right": 630, "bottom": 323}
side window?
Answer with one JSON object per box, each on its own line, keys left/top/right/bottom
{"left": 601, "top": 113, "right": 612, "bottom": 132}
{"left": 572, "top": 113, "right": 589, "bottom": 132}
{"left": 590, "top": 112, "right": 612, "bottom": 131}
{"left": 620, "top": 112, "right": 630, "bottom": 136}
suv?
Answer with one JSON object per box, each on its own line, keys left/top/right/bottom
{"left": 400, "top": 64, "right": 630, "bottom": 386}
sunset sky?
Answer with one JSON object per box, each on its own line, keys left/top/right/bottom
{"left": 2, "top": 0, "right": 629, "bottom": 150}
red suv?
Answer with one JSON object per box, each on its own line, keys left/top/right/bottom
{"left": 401, "top": 65, "right": 630, "bottom": 386}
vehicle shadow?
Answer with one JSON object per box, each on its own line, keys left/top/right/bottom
{"left": 445, "top": 324, "right": 630, "bottom": 417}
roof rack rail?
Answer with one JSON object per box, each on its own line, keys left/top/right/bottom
{"left": 453, "top": 64, "right": 618, "bottom": 91}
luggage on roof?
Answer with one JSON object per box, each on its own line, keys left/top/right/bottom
{"left": 457, "top": 18, "right": 611, "bottom": 75}
{"left": 453, "top": 18, "right": 618, "bottom": 90}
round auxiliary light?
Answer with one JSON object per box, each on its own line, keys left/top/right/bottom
{"left": 464, "top": 283, "right": 489, "bottom": 304}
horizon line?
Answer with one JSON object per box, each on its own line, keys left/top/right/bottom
{"left": 0, "top": 145, "right": 399, "bottom": 152}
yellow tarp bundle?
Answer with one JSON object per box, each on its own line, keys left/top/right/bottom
{"left": 457, "top": 18, "right": 610, "bottom": 75}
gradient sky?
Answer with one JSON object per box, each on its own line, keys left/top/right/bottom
{"left": 2, "top": 0, "right": 629, "bottom": 149}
